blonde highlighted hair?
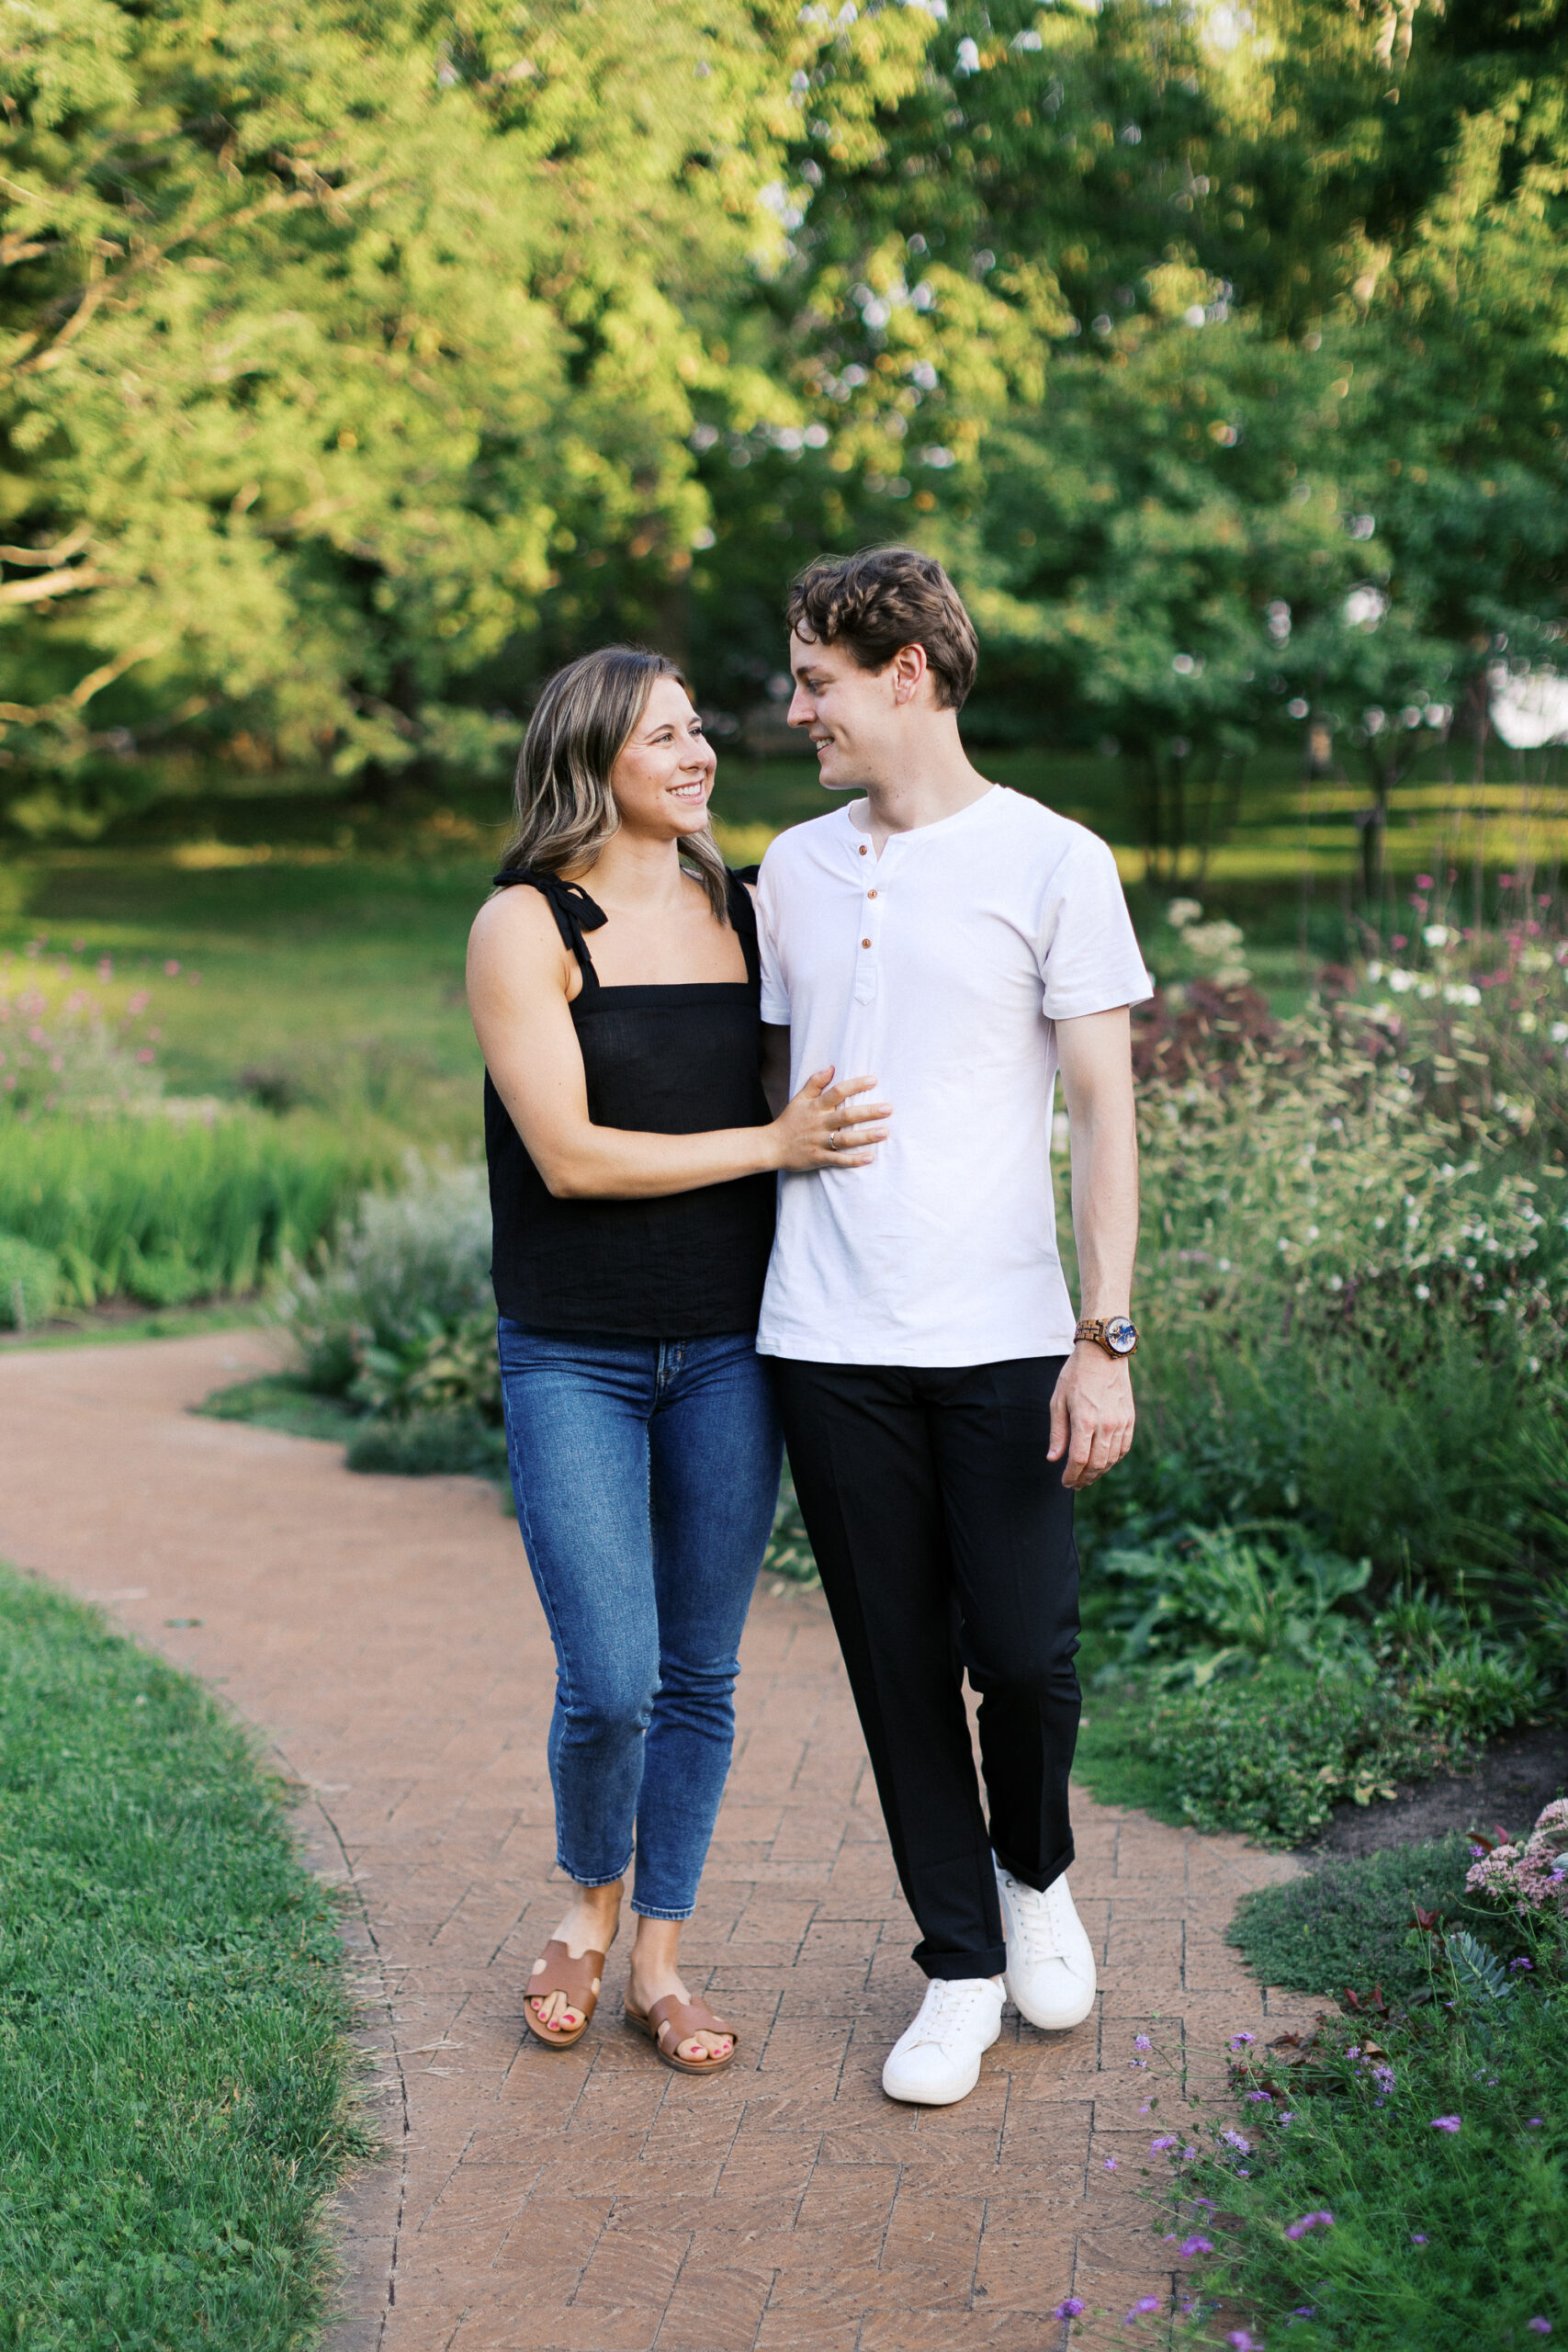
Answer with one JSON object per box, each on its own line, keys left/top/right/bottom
{"left": 498, "top": 646, "right": 731, "bottom": 922}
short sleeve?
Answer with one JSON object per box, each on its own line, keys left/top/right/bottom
{"left": 1036, "top": 832, "right": 1153, "bottom": 1020}
{"left": 756, "top": 847, "right": 791, "bottom": 1023}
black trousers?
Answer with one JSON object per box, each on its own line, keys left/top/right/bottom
{"left": 773, "top": 1354, "right": 1079, "bottom": 1982}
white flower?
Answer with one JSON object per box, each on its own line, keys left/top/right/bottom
{"left": 1415, "top": 1283, "right": 1431, "bottom": 1300}
{"left": 1388, "top": 968, "right": 1416, "bottom": 993}
{"left": 1443, "top": 983, "right": 1482, "bottom": 1008}
{"left": 1366, "top": 960, "right": 1383, "bottom": 982}
{"left": 1423, "top": 923, "right": 1450, "bottom": 947}
{"left": 1167, "top": 898, "right": 1203, "bottom": 929}
{"left": 1551, "top": 1022, "right": 1568, "bottom": 1044}
{"left": 1518, "top": 1012, "right": 1538, "bottom": 1035}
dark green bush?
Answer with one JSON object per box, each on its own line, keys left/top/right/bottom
{"left": 1226, "top": 1836, "right": 1477, "bottom": 2004}
{"left": 344, "top": 1409, "right": 506, "bottom": 1479}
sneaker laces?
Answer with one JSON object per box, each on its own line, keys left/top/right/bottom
{"left": 907, "top": 1975, "right": 998, "bottom": 2049}
{"left": 999, "top": 1866, "right": 1071, "bottom": 1968}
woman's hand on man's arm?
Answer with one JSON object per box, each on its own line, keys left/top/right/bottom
{"left": 468, "top": 897, "right": 889, "bottom": 1199}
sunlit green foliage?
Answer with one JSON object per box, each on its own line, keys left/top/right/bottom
{"left": 3, "top": 1, "right": 1565, "bottom": 863}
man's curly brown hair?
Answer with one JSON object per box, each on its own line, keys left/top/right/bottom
{"left": 785, "top": 547, "right": 978, "bottom": 710}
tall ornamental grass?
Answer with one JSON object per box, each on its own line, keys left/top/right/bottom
{"left": 0, "top": 1114, "right": 399, "bottom": 1306}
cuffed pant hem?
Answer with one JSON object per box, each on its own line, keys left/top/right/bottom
{"left": 559, "top": 1854, "right": 635, "bottom": 1890}
{"left": 629, "top": 1899, "right": 696, "bottom": 1923}
{"left": 917, "top": 1944, "right": 1009, "bottom": 1982}
{"left": 991, "top": 1838, "right": 1076, "bottom": 1897}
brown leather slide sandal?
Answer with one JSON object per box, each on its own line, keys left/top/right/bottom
{"left": 625, "top": 1991, "right": 739, "bottom": 2075}
{"left": 523, "top": 1939, "right": 609, "bottom": 2050}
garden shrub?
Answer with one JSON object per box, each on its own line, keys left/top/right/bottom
{"left": 1167, "top": 1825, "right": 1568, "bottom": 2348}
{"left": 279, "top": 1161, "right": 491, "bottom": 1396}
{"left": 1141, "top": 1635, "right": 1542, "bottom": 1848}
{"left": 1095, "top": 1522, "right": 1371, "bottom": 1687}
{"left": 0, "top": 1231, "right": 60, "bottom": 1329}
{"left": 1225, "top": 1836, "right": 1477, "bottom": 2004}
{"left": 345, "top": 1410, "right": 507, "bottom": 1479}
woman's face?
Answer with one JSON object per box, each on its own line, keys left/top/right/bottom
{"left": 608, "top": 676, "right": 717, "bottom": 841}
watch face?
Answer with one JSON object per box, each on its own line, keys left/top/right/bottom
{"left": 1104, "top": 1316, "right": 1138, "bottom": 1356}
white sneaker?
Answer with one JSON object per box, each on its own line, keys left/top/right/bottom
{"left": 881, "top": 1974, "right": 1005, "bottom": 2107}
{"left": 995, "top": 1861, "right": 1097, "bottom": 2030}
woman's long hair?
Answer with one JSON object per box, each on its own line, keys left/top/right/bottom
{"left": 497, "top": 647, "right": 730, "bottom": 923}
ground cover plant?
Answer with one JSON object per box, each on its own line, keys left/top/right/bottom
{"left": 1133, "top": 1804, "right": 1568, "bottom": 2349}
{"left": 0, "top": 1563, "right": 366, "bottom": 2349}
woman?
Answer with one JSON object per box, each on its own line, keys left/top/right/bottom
{"left": 467, "top": 646, "right": 886, "bottom": 2072}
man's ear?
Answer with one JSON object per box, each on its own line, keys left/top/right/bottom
{"left": 889, "top": 642, "right": 928, "bottom": 706}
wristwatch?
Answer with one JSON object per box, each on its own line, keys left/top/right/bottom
{"left": 1075, "top": 1315, "right": 1138, "bottom": 1360}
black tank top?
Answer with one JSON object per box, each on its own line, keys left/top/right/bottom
{"left": 482, "top": 866, "right": 776, "bottom": 1337}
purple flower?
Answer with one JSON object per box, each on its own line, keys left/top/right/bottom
{"left": 1125, "top": 2297, "right": 1162, "bottom": 2321}
{"left": 1134, "top": 2033, "right": 1152, "bottom": 2051}
{"left": 1055, "top": 2298, "right": 1086, "bottom": 2320}
{"left": 1430, "top": 2114, "right": 1462, "bottom": 2132}
{"left": 1229, "top": 2032, "right": 1258, "bottom": 2049}
{"left": 1513, "top": 1958, "right": 1535, "bottom": 1972}
{"left": 1192, "top": 2197, "right": 1217, "bottom": 2210}
{"left": 1103, "top": 2155, "right": 1119, "bottom": 2171}
{"left": 1138, "top": 2101, "right": 1153, "bottom": 2115}
{"left": 1528, "top": 2324, "right": 1551, "bottom": 2337}
{"left": 1221, "top": 2129, "right": 1252, "bottom": 2154}
{"left": 1179, "top": 2235, "right": 1214, "bottom": 2257}
{"left": 1411, "top": 2233, "right": 1428, "bottom": 2245}
{"left": 1182, "top": 2145, "right": 1200, "bottom": 2161}
{"left": 1226, "top": 2334, "right": 1259, "bottom": 2351}
{"left": 1529, "top": 2118, "right": 1545, "bottom": 2129}
{"left": 1246, "top": 2089, "right": 1273, "bottom": 2103}
{"left": 1151, "top": 2135, "right": 1177, "bottom": 2154}
{"left": 1278, "top": 2110, "right": 1296, "bottom": 2125}
{"left": 1286, "top": 2211, "right": 1335, "bottom": 2241}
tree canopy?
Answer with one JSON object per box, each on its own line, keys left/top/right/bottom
{"left": 2, "top": 0, "right": 1566, "bottom": 842}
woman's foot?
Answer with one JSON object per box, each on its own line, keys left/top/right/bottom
{"left": 528, "top": 1882, "right": 623, "bottom": 2038}
{"left": 626, "top": 1920, "right": 732, "bottom": 2064}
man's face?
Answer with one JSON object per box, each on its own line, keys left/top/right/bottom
{"left": 786, "top": 630, "right": 900, "bottom": 790}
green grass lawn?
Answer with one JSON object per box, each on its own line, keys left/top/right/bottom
{"left": 0, "top": 1564, "right": 367, "bottom": 2350}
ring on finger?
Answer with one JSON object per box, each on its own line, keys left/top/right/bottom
{"left": 828, "top": 1130, "right": 840, "bottom": 1151}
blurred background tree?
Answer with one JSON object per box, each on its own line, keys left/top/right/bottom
{"left": 2, "top": 0, "right": 1566, "bottom": 866}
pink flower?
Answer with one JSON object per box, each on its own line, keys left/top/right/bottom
{"left": 1391, "top": 933, "right": 1407, "bottom": 948}
{"left": 164, "top": 958, "right": 181, "bottom": 975}
{"left": 136, "top": 1047, "right": 155, "bottom": 1065}
{"left": 1226, "top": 2334, "right": 1259, "bottom": 2351}
{"left": 1179, "top": 2235, "right": 1213, "bottom": 2257}
{"left": 1430, "top": 2115, "right": 1461, "bottom": 2132}
{"left": 1416, "top": 874, "right": 1434, "bottom": 889}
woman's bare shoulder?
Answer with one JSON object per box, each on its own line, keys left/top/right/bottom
{"left": 468, "top": 879, "right": 561, "bottom": 956}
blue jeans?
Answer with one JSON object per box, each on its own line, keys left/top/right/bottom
{"left": 497, "top": 1320, "right": 783, "bottom": 1920}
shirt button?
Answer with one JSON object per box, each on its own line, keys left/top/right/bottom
{"left": 867, "top": 889, "right": 878, "bottom": 899}
{"left": 858, "top": 844, "right": 868, "bottom": 855}
{"left": 861, "top": 937, "right": 872, "bottom": 949}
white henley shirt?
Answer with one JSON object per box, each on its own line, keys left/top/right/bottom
{"left": 754, "top": 786, "right": 1152, "bottom": 1367}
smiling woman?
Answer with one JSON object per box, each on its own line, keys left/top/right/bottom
{"left": 464, "top": 644, "right": 890, "bottom": 2074}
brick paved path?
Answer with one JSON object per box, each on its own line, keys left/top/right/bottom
{"left": 0, "top": 1334, "right": 1318, "bottom": 2352}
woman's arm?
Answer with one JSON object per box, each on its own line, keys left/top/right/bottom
{"left": 467, "top": 888, "right": 888, "bottom": 1200}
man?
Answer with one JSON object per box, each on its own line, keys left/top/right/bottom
{"left": 755, "top": 548, "right": 1149, "bottom": 2108}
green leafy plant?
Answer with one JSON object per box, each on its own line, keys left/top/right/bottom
{"left": 1097, "top": 1522, "right": 1371, "bottom": 1688}
{"left": 1226, "top": 1836, "right": 1478, "bottom": 2007}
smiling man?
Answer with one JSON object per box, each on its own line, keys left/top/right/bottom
{"left": 754, "top": 547, "right": 1151, "bottom": 2106}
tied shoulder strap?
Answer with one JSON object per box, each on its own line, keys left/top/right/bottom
{"left": 491, "top": 868, "right": 606, "bottom": 989}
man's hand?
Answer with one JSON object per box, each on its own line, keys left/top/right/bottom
{"left": 1047, "top": 1345, "right": 1135, "bottom": 1490}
